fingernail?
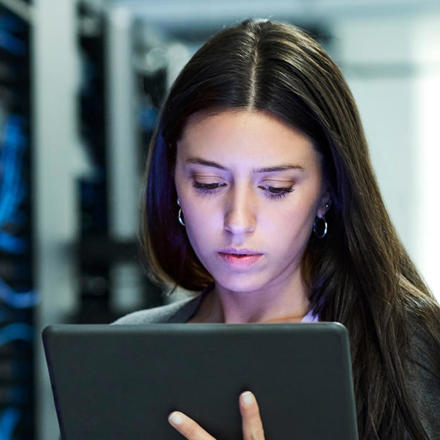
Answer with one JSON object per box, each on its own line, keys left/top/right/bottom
{"left": 168, "top": 411, "right": 183, "bottom": 426}
{"left": 241, "top": 391, "right": 255, "bottom": 406}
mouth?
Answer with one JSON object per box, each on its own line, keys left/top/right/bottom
{"left": 217, "top": 250, "right": 263, "bottom": 268}
{"left": 218, "top": 248, "right": 262, "bottom": 256}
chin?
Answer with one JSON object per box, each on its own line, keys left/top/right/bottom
{"left": 214, "top": 272, "right": 269, "bottom": 294}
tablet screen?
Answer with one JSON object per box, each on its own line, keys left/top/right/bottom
{"left": 43, "top": 323, "right": 358, "bottom": 440}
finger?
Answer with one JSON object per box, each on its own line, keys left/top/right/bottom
{"left": 240, "top": 391, "right": 265, "bottom": 440}
{"left": 168, "top": 411, "right": 217, "bottom": 440}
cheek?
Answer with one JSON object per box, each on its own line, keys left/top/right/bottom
{"left": 263, "top": 199, "right": 317, "bottom": 250}
{"left": 182, "top": 200, "right": 219, "bottom": 248}
{"left": 267, "top": 198, "right": 317, "bottom": 231}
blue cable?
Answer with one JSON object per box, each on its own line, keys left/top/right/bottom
{"left": 0, "top": 408, "right": 20, "bottom": 440}
{"left": 0, "top": 114, "right": 28, "bottom": 254}
{"left": 0, "top": 115, "right": 23, "bottom": 220}
{"left": 0, "top": 323, "right": 33, "bottom": 345}
{"left": 0, "top": 16, "right": 32, "bottom": 440}
{"left": 0, "top": 278, "right": 38, "bottom": 309}
{"left": 0, "top": 29, "right": 25, "bottom": 55}
{"left": 0, "top": 16, "right": 20, "bottom": 32}
{"left": 0, "top": 233, "right": 25, "bottom": 254}
{"left": 0, "top": 114, "right": 26, "bottom": 225}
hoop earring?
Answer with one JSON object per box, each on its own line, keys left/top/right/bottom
{"left": 178, "top": 208, "right": 185, "bottom": 226}
{"left": 313, "top": 216, "right": 328, "bottom": 239}
{"left": 177, "top": 199, "right": 185, "bottom": 226}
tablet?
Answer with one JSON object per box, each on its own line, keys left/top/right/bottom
{"left": 42, "top": 322, "right": 358, "bottom": 440}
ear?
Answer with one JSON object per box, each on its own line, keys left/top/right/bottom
{"left": 316, "top": 192, "right": 331, "bottom": 219}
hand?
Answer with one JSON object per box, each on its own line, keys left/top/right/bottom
{"left": 168, "top": 390, "right": 265, "bottom": 439}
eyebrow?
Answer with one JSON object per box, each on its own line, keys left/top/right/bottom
{"left": 185, "top": 158, "right": 304, "bottom": 173}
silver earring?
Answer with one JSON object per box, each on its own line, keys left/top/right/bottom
{"left": 177, "top": 199, "right": 185, "bottom": 226}
{"left": 313, "top": 216, "right": 328, "bottom": 239}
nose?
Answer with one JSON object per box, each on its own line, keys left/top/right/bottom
{"left": 223, "top": 185, "right": 256, "bottom": 236}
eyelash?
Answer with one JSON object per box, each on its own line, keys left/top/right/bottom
{"left": 192, "top": 182, "right": 294, "bottom": 200}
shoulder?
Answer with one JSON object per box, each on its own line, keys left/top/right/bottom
{"left": 405, "top": 312, "right": 440, "bottom": 438}
{"left": 112, "top": 294, "right": 202, "bottom": 325}
{"left": 406, "top": 303, "right": 440, "bottom": 375}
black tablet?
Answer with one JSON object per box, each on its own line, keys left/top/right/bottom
{"left": 43, "top": 322, "right": 358, "bottom": 440}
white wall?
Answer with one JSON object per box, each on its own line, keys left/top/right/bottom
{"left": 33, "top": 1, "right": 82, "bottom": 438}
{"left": 332, "top": 14, "right": 440, "bottom": 300}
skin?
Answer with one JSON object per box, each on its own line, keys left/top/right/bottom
{"left": 170, "top": 109, "right": 330, "bottom": 438}
{"left": 169, "top": 391, "right": 265, "bottom": 440}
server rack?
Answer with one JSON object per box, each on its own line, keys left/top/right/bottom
{"left": 0, "top": 2, "right": 35, "bottom": 438}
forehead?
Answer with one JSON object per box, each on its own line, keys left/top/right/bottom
{"left": 176, "top": 110, "right": 319, "bottom": 168}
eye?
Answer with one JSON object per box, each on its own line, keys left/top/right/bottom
{"left": 258, "top": 185, "right": 294, "bottom": 200}
{"left": 193, "top": 181, "right": 227, "bottom": 194}
{"left": 192, "top": 181, "right": 294, "bottom": 199}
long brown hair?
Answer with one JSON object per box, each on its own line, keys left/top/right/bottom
{"left": 140, "top": 19, "right": 440, "bottom": 439}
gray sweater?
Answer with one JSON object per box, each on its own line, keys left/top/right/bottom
{"left": 114, "top": 296, "right": 440, "bottom": 439}
{"left": 113, "top": 294, "right": 202, "bottom": 325}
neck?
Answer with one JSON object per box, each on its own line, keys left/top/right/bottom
{"left": 204, "top": 271, "right": 310, "bottom": 324}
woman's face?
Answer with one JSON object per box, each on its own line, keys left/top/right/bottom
{"left": 174, "top": 110, "right": 329, "bottom": 295}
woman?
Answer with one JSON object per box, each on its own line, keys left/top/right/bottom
{"left": 115, "top": 19, "right": 440, "bottom": 439}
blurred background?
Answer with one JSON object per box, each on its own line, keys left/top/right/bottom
{"left": 0, "top": 0, "right": 439, "bottom": 438}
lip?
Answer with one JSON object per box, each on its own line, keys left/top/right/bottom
{"left": 218, "top": 248, "right": 262, "bottom": 256}
{"left": 218, "top": 249, "right": 263, "bottom": 269}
